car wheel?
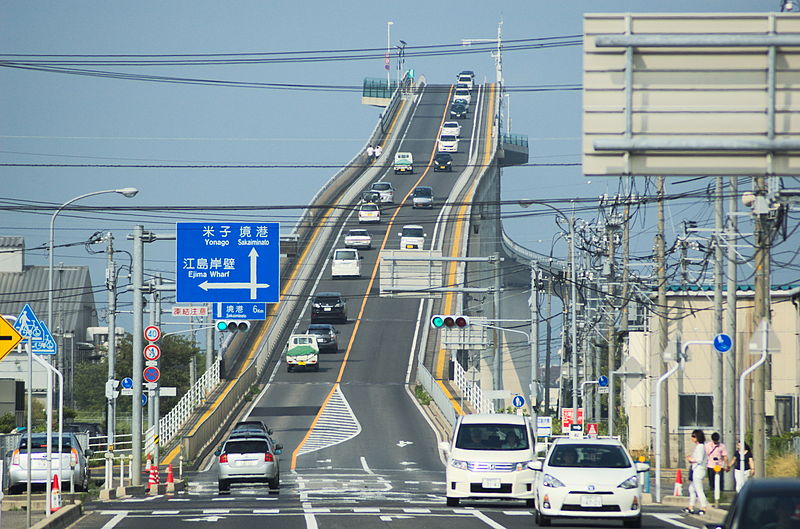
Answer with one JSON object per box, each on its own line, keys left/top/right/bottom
{"left": 622, "top": 515, "right": 641, "bottom": 528}
{"left": 218, "top": 480, "right": 230, "bottom": 493}
{"left": 313, "top": 364, "right": 319, "bottom": 372}
{"left": 7, "top": 483, "right": 22, "bottom": 495}
{"left": 446, "top": 497, "right": 459, "bottom": 507}
{"left": 287, "top": 365, "right": 293, "bottom": 372}
{"left": 535, "top": 509, "right": 551, "bottom": 526}
{"left": 526, "top": 498, "right": 536, "bottom": 508}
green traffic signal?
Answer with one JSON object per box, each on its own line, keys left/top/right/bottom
{"left": 431, "top": 316, "right": 445, "bottom": 328}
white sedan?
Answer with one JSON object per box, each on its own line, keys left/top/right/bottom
{"left": 344, "top": 229, "right": 372, "bottom": 249}
{"left": 531, "top": 437, "right": 649, "bottom": 528}
{"left": 441, "top": 121, "right": 462, "bottom": 137}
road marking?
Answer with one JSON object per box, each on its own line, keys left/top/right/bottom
{"left": 304, "top": 512, "right": 319, "bottom": 529}
{"left": 652, "top": 513, "right": 698, "bottom": 528}
{"left": 100, "top": 512, "right": 127, "bottom": 529}
{"left": 253, "top": 509, "right": 279, "bottom": 514}
{"left": 211, "top": 497, "right": 236, "bottom": 501}
{"left": 471, "top": 509, "right": 508, "bottom": 528}
{"left": 202, "top": 509, "right": 230, "bottom": 514}
{"left": 502, "top": 511, "right": 532, "bottom": 516}
{"left": 151, "top": 510, "right": 180, "bottom": 515}
{"left": 396, "top": 440, "right": 413, "bottom": 447}
{"left": 360, "top": 456, "right": 374, "bottom": 475}
{"left": 184, "top": 515, "right": 225, "bottom": 522}
{"left": 297, "top": 385, "right": 361, "bottom": 456}
{"left": 404, "top": 507, "right": 431, "bottom": 513}
{"left": 354, "top": 507, "right": 380, "bottom": 513}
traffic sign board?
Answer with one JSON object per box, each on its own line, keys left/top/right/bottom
{"left": 536, "top": 416, "right": 553, "bottom": 437}
{"left": 121, "top": 377, "right": 133, "bottom": 389}
{"left": 713, "top": 333, "right": 733, "bottom": 353}
{"left": 144, "top": 326, "right": 161, "bottom": 342}
{"left": 176, "top": 222, "right": 281, "bottom": 303}
{"left": 141, "top": 393, "right": 148, "bottom": 406}
{"left": 215, "top": 302, "right": 267, "bottom": 321}
{"left": 143, "top": 344, "right": 161, "bottom": 361}
{"left": 14, "top": 304, "right": 57, "bottom": 354}
{"left": 0, "top": 316, "right": 22, "bottom": 362}
{"left": 586, "top": 423, "right": 599, "bottom": 437}
{"left": 143, "top": 366, "right": 160, "bottom": 383}
{"left": 598, "top": 375, "right": 609, "bottom": 387}
{"left": 512, "top": 395, "right": 526, "bottom": 408}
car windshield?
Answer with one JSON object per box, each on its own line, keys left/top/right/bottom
{"left": 361, "top": 204, "right": 378, "bottom": 212}
{"left": 455, "top": 424, "right": 529, "bottom": 451}
{"left": 548, "top": 444, "right": 631, "bottom": 468}
{"left": 737, "top": 492, "right": 800, "bottom": 529}
{"left": 335, "top": 250, "right": 357, "bottom": 260}
{"left": 436, "top": 154, "right": 452, "bottom": 161}
{"left": 414, "top": 188, "right": 432, "bottom": 197}
{"left": 224, "top": 440, "right": 269, "bottom": 454}
{"left": 440, "top": 135, "right": 457, "bottom": 142}
{"left": 372, "top": 183, "right": 390, "bottom": 191}
{"left": 347, "top": 230, "right": 368, "bottom": 237}
{"left": 316, "top": 296, "right": 341, "bottom": 305}
{"left": 443, "top": 122, "right": 458, "bottom": 129}
{"left": 396, "top": 153, "right": 410, "bottom": 160}
{"left": 307, "top": 327, "right": 331, "bottom": 335}
{"left": 402, "top": 228, "right": 424, "bottom": 238}
{"left": 19, "top": 437, "right": 75, "bottom": 452}
{"left": 455, "top": 90, "right": 469, "bottom": 96}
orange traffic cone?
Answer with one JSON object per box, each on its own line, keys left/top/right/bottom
{"left": 166, "top": 464, "right": 174, "bottom": 484}
{"left": 50, "top": 474, "right": 62, "bottom": 513}
{"left": 673, "top": 468, "right": 683, "bottom": 496}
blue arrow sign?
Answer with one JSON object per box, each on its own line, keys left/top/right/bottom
{"left": 121, "top": 377, "right": 134, "bottom": 389}
{"left": 14, "top": 304, "right": 57, "bottom": 355}
{"left": 176, "top": 222, "right": 280, "bottom": 303}
{"left": 713, "top": 333, "right": 733, "bottom": 353}
{"left": 512, "top": 395, "right": 526, "bottom": 408}
{"left": 215, "top": 302, "right": 267, "bottom": 321}
{"left": 141, "top": 393, "right": 148, "bottom": 406}
{"left": 598, "top": 375, "right": 609, "bottom": 387}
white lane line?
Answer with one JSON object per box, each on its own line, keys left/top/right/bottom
{"left": 404, "top": 508, "right": 431, "bottom": 514}
{"left": 471, "top": 510, "right": 508, "bottom": 529}
{"left": 305, "top": 508, "right": 331, "bottom": 513}
{"left": 100, "top": 513, "right": 127, "bottom": 529}
{"left": 652, "top": 513, "right": 699, "bottom": 529}
{"left": 167, "top": 498, "right": 190, "bottom": 502}
{"left": 151, "top": 510, "right": 180, "bottom": 515}
{"left": 253, "top": 509, "right": 279, "bottom": 514}
{"left": 353, "top": 507, "right": 380, "bottom": 513}
{"left": 304, "top": 512, "right": 319, "bottom": 529}
{"left": 254, "top": 497, "right": 278, "bottom": 500}
{"left": 211, "top": 497, "right": 236, "bottom": 501}
{"left": 202, "top": 509, "right": 230, "bottom": 514}
{"left": 360, "top": 456, "right": 374, "bottom": 475}
{"left": 502, "top": 511, "right": 532, "bottom": 516}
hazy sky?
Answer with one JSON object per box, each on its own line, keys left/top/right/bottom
{"left": 0, "top": 0, "right": 777, "bottom": 329}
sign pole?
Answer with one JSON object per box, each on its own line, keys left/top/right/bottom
{"left": 131, "top": 224, "right": 144, "bottom": 486}
{"left": 26, "top": 340, "right": 32, "bottom": 528}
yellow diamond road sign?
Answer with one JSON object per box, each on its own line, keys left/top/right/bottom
{"left": 0, "top": 316, "right": 23, "bottom": 362}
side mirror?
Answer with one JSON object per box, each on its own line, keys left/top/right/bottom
{"left": 424, "top": 234, "right": 428, "bottom": 237}
{"left": 528, "top": 460, "right": 544, "bottom": 471}
{"left": 705, "top": 524, "right": 724, "bottom": 529}
{"left": 438, "top": 441, "right": 451, "bottom": 454}
{"left": 274, "top": 449, "right": 282, "bottom": 455}
{"left": 275, "top": 443, "right": 283, "bottom": 451}
{"left": 635, "top": 462, "right": 650, "bottom": 473}
{"left": 398, "top": 233, "right": 402, "bottom": 237}
{"left": 268, "top": 428, "right": 273, "bottom": 435}
{"left": 214, "top": 449, "right": 221, "bottom": 456}
{"left": 360, "top": 255, "right": 364, "bottom": 259}
{"left": 85, "top": 449, "right": 93, "bottom": 458}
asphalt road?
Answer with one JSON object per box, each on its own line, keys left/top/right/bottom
{"left": 71, "top": 84, "right": 709, "bottom": 529}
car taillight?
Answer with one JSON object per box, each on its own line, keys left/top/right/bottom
{"left": 219, "top": 454, "right": 228, "bottom": 463}
{"left": 264, "top": 453, "right": 274, "bottom": 462}
{"left": 11, "top": 449, "right": 19, "bottom": 465}
{"left": 70, "top": 448, "right": 79, "bottom": 466}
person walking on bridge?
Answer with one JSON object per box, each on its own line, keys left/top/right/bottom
{"left": 366, "top": 144, "right": 374, "bottom": 162}
{"left": 374, "top": 144, "right": 383, "bottom": 160}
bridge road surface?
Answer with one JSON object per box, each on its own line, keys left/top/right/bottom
{"left": 72, "top": 85, "right": 704, "bottom": 529}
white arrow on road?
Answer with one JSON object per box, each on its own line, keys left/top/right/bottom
{"left": 396, "top": 440, "right": 414, "bottom": 447}
{"left": 379, "top": 515, "right": 412, "bottom": 521}
{"left": 182, "top": 516, "right": 225, "bottom": 522}
{"left": 198, "top": 248, "right": 269, "bottom": 299}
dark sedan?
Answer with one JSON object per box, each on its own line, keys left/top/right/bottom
{"left": 306, "top": 323, "right": 339, "bottom": 352}
{"left": 450, "top": 102, "right": 468, "bottom": 119}
{"left": 706, "top": 478, "right": 800, "bottom": 529}
{"left": 434, "top": 152, "right": 453, "bottom": 172}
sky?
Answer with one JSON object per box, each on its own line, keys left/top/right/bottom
{"left": 0, "top": 0, "right": 784, "bottom": 334}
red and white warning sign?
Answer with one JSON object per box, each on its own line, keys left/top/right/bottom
{"left": 586, "top": 423, "right": 599, "bottom": 437}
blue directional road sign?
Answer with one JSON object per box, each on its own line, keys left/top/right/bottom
{"left": 14, "top": 304, "right": 57, "bottom": 355}
{"left": 215, "top": 302, "right": 267, "bottom": 321}
{"left": 121, "top": 377, "right": 134, "bottom": 389}
{"left": 176, "top": 223, "right": 280, "bottom": 303}
{"left": 713, "top": 333, "right": 733, "bottom": 353}
{"left": 512, "top": 395, "right": 526, "bottom": 408}
{"left": 598, "top": 375, "right": 609, "bottom": 387}
{"left": 141, "top": 393, "right": 148, "bottom": 407}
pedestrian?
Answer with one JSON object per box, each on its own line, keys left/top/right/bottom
{"left": 729, "top": 441, "right": 754, "bottom": 492}
{"left": 683, "top": 429, "right": 709, "bottom": 516}
{"left": 374, "top": 144, "right": 383, "bottom": 160}
{"left": 705, "top": 432, "right": 729, "bottom": 492}
{"left": 366, "top": 144, "right": 374, "bottom": 162}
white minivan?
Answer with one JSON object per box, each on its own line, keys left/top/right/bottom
{"left": 438, "top": 134, "right": 458, "bottom": 152}
{"left": 399, "top": 224, "right": 426, "bottom": 250}
{"left": 439, "top": 413, "right": 537, "bottom": 507}
{"left": 331, "top": 248, "right": 362, "bottom": 279}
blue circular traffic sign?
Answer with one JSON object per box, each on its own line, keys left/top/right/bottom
{"left": 598, "top": 375, "right": 609, "bottom": 387}
{"left": 512, "top": 395, "right": 526, "bottom": 408}
{"left": 141, "top": 393, "right": 148, "bottom": 406}
{"left": 713, "top": 333, "right": 733, "bottom": 353}
{"left": 121, "top": 377, "right": 133, "bottom": 389}
{"left": 143, "top": 366, "right": 160, "bottom": 383}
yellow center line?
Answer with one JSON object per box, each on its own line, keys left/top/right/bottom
{"left": 434, "top": 83, "right": 496, "bottom": 414}
{"left": 291, "top": 86, "right": 453, "bottom": 470}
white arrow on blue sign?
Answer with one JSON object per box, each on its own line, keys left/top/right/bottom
{"left": 14, "top": 304, "right": 57, "bottom": 355}
{"left": 121, "top": 377, "right": 134, "bottom": 389}
{"left": 713, "top": 333, "right": 733, "bottom": 353}
{"left": 176, "top": 222, "right": 280, "bottom": 303}
{"left": 598, "top": 375, "right": 609, "bottom": 387}
{"left": 512, "top": 395, "right": 526, "bottom": 408}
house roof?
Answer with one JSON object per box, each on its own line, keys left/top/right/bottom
{"left": 0, "top": 236, "right": 23, "bottom": 248}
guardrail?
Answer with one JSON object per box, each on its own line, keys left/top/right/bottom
{"left": 452, "top": 359, "right": 493, "bottom": 414}
{"left": 157, "top": 358, "right": 220, "bottom": 448}
{"left": 500, "top": 133, "right": 529, "bottom": 148}
{"left": 500, "top": 227, "right": 567, "bottom": 273}
{"left": 416, "top": 364, "right": 457, "bottom": 427}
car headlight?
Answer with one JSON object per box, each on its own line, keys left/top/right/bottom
{"left": 313, "top": 303, "right": 321, "bottom": 308}
{"left": 514, "top": 461, "right": 532, "bottom": 471}
{"left": 617, "top": 475, "right": 639, "bottom": 489}
{"left": 450, "top": 459, "right": 468, "bottom": 470}
{"left": 542, "top": 473, "right": 566, "bottom": 488}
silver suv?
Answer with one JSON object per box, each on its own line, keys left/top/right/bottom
{"left": 216, "top": 436, "right": 282, "bottom": 493}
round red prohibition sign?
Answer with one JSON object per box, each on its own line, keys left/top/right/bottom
{"left": 143, "top": 344, "right": 161, "bottom": 361}
{"left": 143, "top": 366, "right": 160, "bottom": 383}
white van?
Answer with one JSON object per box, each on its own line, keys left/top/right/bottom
{"left": 439, "top": 413, "right": 537, "bottom": 507}
{"left": 399, "top": 224, "right": 426, "bottom": 250}
{"left": 331, "top": 248, "right": 362, "bottom": 279}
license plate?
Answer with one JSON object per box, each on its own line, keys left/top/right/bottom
{"left": 236, "top": 459, "right": 259, "bottom": 467}
{"left": 406, "top": 245, "right": 416, "bottom": 249}
{"left": 482, "top": 478, "right": 502, "bottom": 489}
{"left": 298, "top": 361, "right": 306, "bottom": 365}
{"left": 323, "top": 307, "right": 331, "bottom": 311}
{"left": 580, "top": 495, "right": 603, "bottom": 507}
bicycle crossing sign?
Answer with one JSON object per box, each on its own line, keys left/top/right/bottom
{"left": 14, "top": 304, "right": 57, "bottom": 355}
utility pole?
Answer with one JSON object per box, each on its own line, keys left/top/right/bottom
{"left": 530, "top": 263, "right": 539, "bottom": 410}
{"left": 570, "top": 217, "right": 579, "bottom": 424}
{"left": 493, "top": 253, "right": 503, "bottom": 399}
{"left": 752, "top": 175, "right": 769, "bottom": 477}
{"left": 724, "top": 176, "right": 738, "bottom": 490}
{"left": 131, "top": 225, "right": 144, "bottom": 486}
{"left": 606, "top": 208, "right": 618, "bottom": 426}
{"left": 656, "top": 176, "right": 670, "bottom": 465}
{"left": 105, "top": 233, "right": 116, "bottom": 451}
{"left": 713, "top": 176, "right": 724, "bottom": 437}
{"left": 544, "top": 279, "right": 553, "bottom": 413}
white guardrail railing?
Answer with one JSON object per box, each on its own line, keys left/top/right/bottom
{"left": 157, "top": 357, "right": 220, "bottom": 448}
{"left": 452, "top": 359, "right": 493, "bottom": 414}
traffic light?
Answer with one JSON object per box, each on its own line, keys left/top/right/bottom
{"left": 216, "top": 320, "right": 250, "bottom": 332}
{"left": 430, "top": 315, "right": 470, "bottom": 329}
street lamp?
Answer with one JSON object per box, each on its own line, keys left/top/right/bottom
{"left": 386, "top": 21, "right": 394, "bottom": 90}
{"left": 48, "top": 188, "right": 139, "bottom": 345}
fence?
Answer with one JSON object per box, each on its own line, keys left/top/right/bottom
{"left": 415, "top": 363, "right": 457, "bottom": 427}
{"left": 157, "top": 357, "right": 220, "bottom": 448}
{"left": 452, "top": 358, "right": 494, "bottom": 414}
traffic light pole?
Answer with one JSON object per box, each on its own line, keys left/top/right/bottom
{"left": 131, "top": 225, "right": 144, "bottom": 486}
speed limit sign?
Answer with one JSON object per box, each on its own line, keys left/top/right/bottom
{"left": 144, "top": 325, "right": 161, "bottom": 342}
{"left": 143, "top": 344, "right": 161, "bottom": 361}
